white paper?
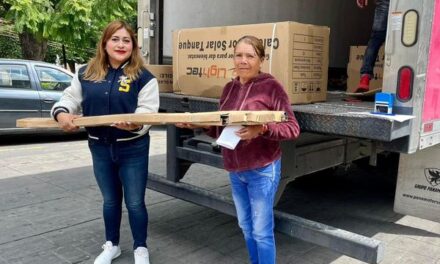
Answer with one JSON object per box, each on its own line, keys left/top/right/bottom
{"left": 346, "top": 112, "right": 415, "bottom": 122}
{"left": 216, "top": 125, "right": 243, "bottom": 150}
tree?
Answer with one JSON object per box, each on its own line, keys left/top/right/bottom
{"left": 0, "top": 0, "right": 137, "bottom": 61}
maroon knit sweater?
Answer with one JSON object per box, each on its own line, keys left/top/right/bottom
{"left": 206, "top": 73, "right": 300, "bottom": 172}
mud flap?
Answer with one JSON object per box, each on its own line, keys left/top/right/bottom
{"left": 394, "top": 145, "right": 440, "bottom": 223}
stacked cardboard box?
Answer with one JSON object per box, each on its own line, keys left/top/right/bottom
{"left": 173, "top": 22, "right": 330, "bottom": 104}
{"left": 346, "top": 45, "right": 384, "bottom": 93}
{"left": 145, "top": 65, "right": 173, "bottom": 93}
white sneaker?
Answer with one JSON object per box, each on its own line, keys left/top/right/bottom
{"left": 94, "top": 241, "right": 121, "bottom": 264}
{"left": 134, "top": 247, "right": 150, "bottom": 264}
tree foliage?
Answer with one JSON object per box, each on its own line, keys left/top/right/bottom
{"left": 0, "top": 0, "right": 137, "bottom": 62}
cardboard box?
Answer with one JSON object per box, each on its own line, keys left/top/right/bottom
{"left": 145, "top": 65, "right": 173, "bottom": 93}
{"left": 346, "top": 45, "right": 384, "bottom": 93}
{"left": 173, "top": 22, "right": 330, "bottom": 104}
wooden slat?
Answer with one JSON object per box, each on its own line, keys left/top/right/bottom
{"left": 224, "top": 111, "right": 287, "bottom": 124}
{"left": 17, "top": 118, "right": 60, "bottom": 128}
{"left": 16, "top": 111, "right": 286, "bottom": 128}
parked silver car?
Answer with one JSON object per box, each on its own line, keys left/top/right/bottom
{"left": 0, "top": 59, "right": 73, "bottom": 134}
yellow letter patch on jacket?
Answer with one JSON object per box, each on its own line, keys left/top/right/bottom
{"left": 118, "top": 75, "right": 131, "bottom": 92}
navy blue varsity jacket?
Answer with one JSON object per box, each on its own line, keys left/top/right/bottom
{"left": 51, "top": 62, "right": 160, "bottom": 142}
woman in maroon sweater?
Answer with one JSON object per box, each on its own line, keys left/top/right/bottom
{"left": 178, "top": 35, "right": 300, "bottom": 264}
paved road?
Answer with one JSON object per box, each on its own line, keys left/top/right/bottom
{"left": 0, "top": 128, "right": 439, "bottom": 264}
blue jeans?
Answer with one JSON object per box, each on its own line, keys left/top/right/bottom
{"left": 88, "top": 135, "right": 150, "bottom": 249}
{"left": 360, "top": 0, "right": 390, "bottom": 76}
{"left": 229, "top": 159, "right": 281, "bottom": 264}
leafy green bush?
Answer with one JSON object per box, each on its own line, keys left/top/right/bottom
{"left": 0, "top": 35, "right": 22, "bottom": 58}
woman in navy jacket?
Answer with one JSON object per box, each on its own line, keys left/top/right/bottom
{"left": 51, "top": 20, "right": 159, "bottom": 264}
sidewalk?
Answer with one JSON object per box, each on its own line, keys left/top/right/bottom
{"left": 0, "top": 128, "right": 439, "bottom": 263}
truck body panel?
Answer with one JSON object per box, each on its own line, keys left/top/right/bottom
{"left": 383, "top": 0, "right": 440, "bottom": 152}
{"left": 419, "top": 0, "right": 440, "bottom": 149}
{"left": 424, "top": 0, "right": 440, "bottom": 123}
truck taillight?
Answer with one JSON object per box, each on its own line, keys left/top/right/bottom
{"left": 424, "top": 123, "right": 433, "bottom": 133}
{"left": 397, "top": 66, "right": 413, "bottom": 102}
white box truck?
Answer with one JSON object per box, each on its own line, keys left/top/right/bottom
{"left": 137, "top": 1, "right": 440, "bottom": 263}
